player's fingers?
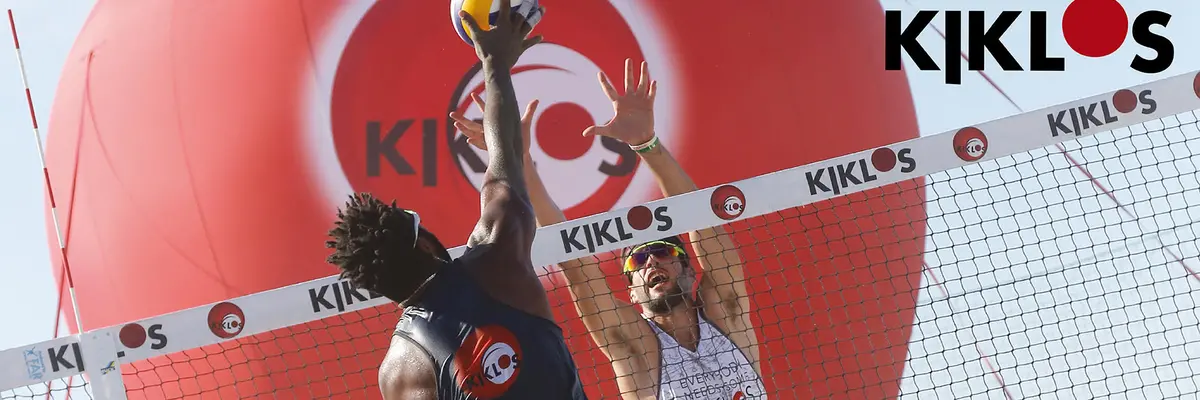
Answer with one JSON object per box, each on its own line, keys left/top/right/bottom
{"left": 597, "top": 72, "right": 619, "bottom": 101}
{"left": 521, "top": 35, "right": 543, "bottom": 51}
{"left": 497, "top": 0, "right": 512, "bottom": 24}
{"left": 459, "top": 11, "right": 483, "bottom": 36}
{"left": 471, "top": 92, "right": 487, "bottom": 113}
{"left": 582, "top": 125, "right": 610, "bottom": 138}
{"left": 624, "top": 58, "right": 635, "bottom": 95}
{"left": 648, "top": 81, "right": 658, "bottom": 102}
{"left": 521, "top": 99, "right": 540, "bottom": 124}
{"left": 454, "top": 120, "right": 483, "bottom": 136}
{"left": 636, "top": 61, "right": 650, "bottom": 96}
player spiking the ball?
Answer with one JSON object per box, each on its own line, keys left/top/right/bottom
{"left": 453, "top": 59, "right": 766, "bottom": 399}
{"left": 325, "top": 2, "right": 588, "bottom": 399}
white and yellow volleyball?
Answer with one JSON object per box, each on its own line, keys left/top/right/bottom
{"left": 451, "top": 0, "right": 543, "bottom": 46}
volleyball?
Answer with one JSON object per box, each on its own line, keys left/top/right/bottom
{"left": 451, "top": 0, "right": 543, "bottom": 46}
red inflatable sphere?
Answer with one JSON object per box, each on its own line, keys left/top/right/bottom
{"left": 45, "top": 1, "right": 922, "bottom": 399}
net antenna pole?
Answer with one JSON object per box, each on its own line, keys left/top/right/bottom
{"left": 6, "top": 9, "right": 85, "bottom": 339}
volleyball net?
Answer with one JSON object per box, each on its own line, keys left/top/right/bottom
{"left": 4, "top": 70, "right": 1200, "bottom": 399}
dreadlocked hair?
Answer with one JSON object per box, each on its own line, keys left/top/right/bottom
{"left": 325, "top": 192, "right": 437, "bottom": 304}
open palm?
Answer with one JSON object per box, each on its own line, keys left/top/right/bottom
{"left": 449, "top": 93, "right": 538, "bottom": 156}
{"left": 583, "top": 59, "right": 657, "bottom": 146}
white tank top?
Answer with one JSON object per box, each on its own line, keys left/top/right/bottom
{"left": 647, "top": 311, "right": 766, "bottom": 399}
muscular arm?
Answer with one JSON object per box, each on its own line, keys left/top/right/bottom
{"left": 468, "top": 67, "right": 536, "bottom": 261}
{"left": 638, "top": 142, "right": 759, "bottom": 371}
{"left": 379, "top": 336, "right": 438, "bottom": 400}
{"left": 522, "top": 156, "right": 657, "bottom": 397}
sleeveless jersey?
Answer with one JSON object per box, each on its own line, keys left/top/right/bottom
{"left": 649, "top": 311, "right": 765, "bottom": 399}
{"left": 394, "top": 261, "right": 587, "bottom": 400}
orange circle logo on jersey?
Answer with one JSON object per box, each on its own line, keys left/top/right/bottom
{"left": 324, "top": 0, "right": 677, "bottom": 240}
{"left": 453, "top": 325, "right": 523, "bottom": 398}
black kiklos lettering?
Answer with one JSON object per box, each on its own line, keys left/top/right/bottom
{"left": 1138, "top": 90, "right": 1158, "bottom": 114}
{"left": 805, "top": 167, "right": 829, "bottom": 195}
{"left": 1130, "top": 11, "right": 1173, "bottom": 74}
{"left": 560, "top": 226, "right": 586, "bottom": 254}
{"left": 1078, "top": 103, "right": 1103, "bottom": 130}
{"left": 366, "top": 120, "right": 415, "bottom": 177}
{"left": 968, "top": 11, "right": 1022, "bottom": 72}
{"left": 836, "top": 161, "right": 862, "bottom": 187}
{"left": 1069, "top": 107, "right": 1082, "bottom": 137}
{"left": 653, "top": 207, "right": 674, "bottom": 232}
{"left": 1048, "top": 110, "right": 1072, "bottom": 137}
{"left": 591, "top": 219, "right": 618, "bottom": 247}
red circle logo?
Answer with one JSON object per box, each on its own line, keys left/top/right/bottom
{"left": 119, "top": 323, "right": 147, "bottom": 349}
{"left": 711, "top": 185, "right": 746, "bottom": 221}
{"left": 453, "top": 325, "right": 523, "bottom": 398}
{"left": 321, "top": 0, "right": 671, "bottom": 242}
{"left": 207, "top": 302, "right": 245, "bottom": 339}
{"left": 1112, "top": 89, "right": 1138, "bottom": 113}
{"left": 953, "top": 127, "right": 988, "bottom": 162}
{"left": 1062, "top": 0, "right": 1129, "bottom": 58}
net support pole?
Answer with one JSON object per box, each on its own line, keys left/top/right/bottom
{"left": 78, "top": 331, "right": 128, "bottom": 400}
{"left": 6, "top": 9, "right": 85, "bottom": 334}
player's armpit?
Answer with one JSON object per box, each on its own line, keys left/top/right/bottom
{"left": 557, "top": 258, "right": 643, "bottom": 354}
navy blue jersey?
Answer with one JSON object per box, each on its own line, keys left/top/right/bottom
{"left": 394, "top": 260, "right": 587, "bottom": 400}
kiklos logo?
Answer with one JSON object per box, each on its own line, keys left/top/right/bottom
{"left": 1047, "top": 88, "right": 1157, "bottom": 137}
{"left": 560, "top": 205, "right": 673, "bottom": 254}
{"left": 453, "top": 325, "right": 523, "bottom": 398}
{"left": 314, "top": 0, "right": 679, "bottom": 239}
{"left": 953, "top": 127, "right": 988, "bottom": 162}
{"left": 711, "top": 185, "right": 746, "bottom": 221}
{"left": 207, "top": 302, "right": 246, "bottom": 339}
{"left": 886, "top": 0, "right": 1173, "bottom": 84}
{"left": 805, "top": 147, "right": 917, "bottom": 196}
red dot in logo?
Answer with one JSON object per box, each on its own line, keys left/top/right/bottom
{"left": 627, "top": 206, "right": 652, "bottom": 230}
{"left": 1112, "top": 89, "right": 1138, "bottom": 113}
{"left": 119, "top": 323, "right": 147, "bottom": 349}
{"left": 871, "top": 148, "right": 897, "bottom": 172}
{"left": 536, "top": 103, "right": 597, "bottom": 161}
{"left": 499, "top": 354, "right": 511, "bottom": 369}
{"left": 1193, "top": 72, "right": 1200, "bottom": 99}
{"left": 1062, "top": 0, "right": 1129, "bottom": 58}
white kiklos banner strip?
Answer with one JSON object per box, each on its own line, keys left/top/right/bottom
{"left": 2, "top": 70, "right": 1199, "bottom": 391}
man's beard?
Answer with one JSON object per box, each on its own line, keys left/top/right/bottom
{"left": 645, "top": 283, "right": 687, "bottom": 315}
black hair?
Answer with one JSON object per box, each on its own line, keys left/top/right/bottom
{"left": 325, "top": 193, "right": 449, "bottom": 304}
{"left": 622, "top": 235, "right": 692, "bottom": 284}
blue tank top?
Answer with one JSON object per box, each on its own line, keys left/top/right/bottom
{"left": 394, "top": 260, "right": 588, "bottom": 400}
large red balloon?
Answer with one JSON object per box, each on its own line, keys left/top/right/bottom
{"left": 46, "top": 1, "right": 923, "bottom": 399}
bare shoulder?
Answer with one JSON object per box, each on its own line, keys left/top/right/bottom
{"left": 379, "top": 335, "right": 438, "bottom": 400}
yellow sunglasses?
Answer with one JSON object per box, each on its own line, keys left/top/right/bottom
{"left": 623, "top": 241, "right": 687, "bottom": 273}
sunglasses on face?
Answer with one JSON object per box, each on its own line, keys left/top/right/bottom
{"left": 623, "top": 241, "right": 687, "bottom": 274}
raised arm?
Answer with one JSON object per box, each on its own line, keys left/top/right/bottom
{"left": 584, "top": 59, "right": 758, "bottom": 370}
{"left": 452, "top": 99, "right": 646, "bottom": 363}
{"left": 458, "top": 2, "right": 543, "bottom": 255}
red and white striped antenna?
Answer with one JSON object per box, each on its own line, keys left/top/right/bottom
{"left": 7, "top": 9, "right": 85, "bottom": 335}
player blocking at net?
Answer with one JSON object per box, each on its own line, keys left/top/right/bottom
{"left": 453, "top": 59, "right": 766, "bottom": 399}
{"left": 324, "top": 2, "right": 588, "bottom": 399}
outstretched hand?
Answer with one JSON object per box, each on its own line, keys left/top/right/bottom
{"left": 583, "top": 58, "right": 657, "bottom": 146}
{"left": 459, "top": 0, "right": 544, "bottom": 71}
{"left": 450, "top": 93, "right": 539, "bottom": 156}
